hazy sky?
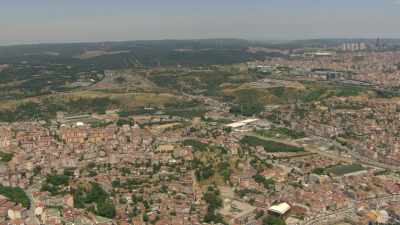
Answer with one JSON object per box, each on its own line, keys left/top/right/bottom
{"left": 1, "top": 0, "right": 400, "bottom": 45}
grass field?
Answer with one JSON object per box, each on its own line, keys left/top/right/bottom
{"left": 240, "top": 135, "right": 305, "bottom": 152}
{"left": 327, "top": 164, "right": 365, "bottom": 176}
{"left": 255, "top": 127, "right": 306, "bottom": 140}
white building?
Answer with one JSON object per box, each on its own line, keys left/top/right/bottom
{"left": 268, "top": 202, "right": 291, "bottom": 217}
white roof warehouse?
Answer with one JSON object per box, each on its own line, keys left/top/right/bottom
{"left": 225, "top": 118, "right": 259, "bottom": 129}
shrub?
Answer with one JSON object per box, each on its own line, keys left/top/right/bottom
{"left": 0, "top": 185, "right": 30, "bottom": 208}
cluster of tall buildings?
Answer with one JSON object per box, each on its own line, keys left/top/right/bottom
{"left": 340, "top": 38, "right": 387, "bottom": 52}
{"left": 341, "top": 42, "right": 368, "bottom": 52}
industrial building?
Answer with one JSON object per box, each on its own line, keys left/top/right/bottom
{"left": 268, "top": 202, "right": 291, "bottom": 218}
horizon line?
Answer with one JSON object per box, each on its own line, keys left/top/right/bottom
{"left": 1, "top": 37, "right": 400, "bottom": 48}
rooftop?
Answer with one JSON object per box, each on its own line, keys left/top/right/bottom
{"left": 226, "top": 118, "right": 259, "bottom": 128}
{"left": 268, "top": 202, "right": 291, "bottom": 215}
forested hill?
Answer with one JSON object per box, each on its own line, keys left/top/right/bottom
{"left": 0, "top": 39, "right": 271, "bottom": 68}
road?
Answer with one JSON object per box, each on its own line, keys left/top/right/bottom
{"left": 297, "top": 135, "right": 400, "bottom": 172}
{"left": 25, "top": 189, "right": 40, "bottom": 225}
{"left": 300, "top": 194, "right": 400, "bottom": 225}
{"left": 320, "top": 136, "right": 400, "bottom": 172}
{"left": 248, "top": 134, "right": 354, "bottom": 163}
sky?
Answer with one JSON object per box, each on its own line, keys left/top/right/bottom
{"left": 1, "top": 0, "right": 400, "bottom": 45}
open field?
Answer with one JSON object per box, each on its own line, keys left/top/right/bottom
{"left": 240, "top": 135, "right": 305, "bottom": 152}
{"left": 76, "top": 50, "right": 131, "bottom": 59}
{"left": 327, "top": 164, "right": 366, "bottom": 176}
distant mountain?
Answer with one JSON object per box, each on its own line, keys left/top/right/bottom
{"left": 0, "top": 39, "right": 253, "bottom": 59}
{"left": 1, "top": 38, "right": 399, "bottom": 69}
{"left": 0, "top": 39, "right": 272, "bottom": 70}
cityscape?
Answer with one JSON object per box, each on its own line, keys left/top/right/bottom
{"left": 1, "top": 1, "right": 400, "bottom": 225}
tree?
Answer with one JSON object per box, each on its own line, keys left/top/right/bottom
{"left": 223, "top": 127, "right": 232, "bottom": 133}
{"left": 203, "top": 186, "right": 226, "bottom": 224}
{"left": 73, "top": 188, "right": 85, "bottom": 208}
{"left": 218, "top": 162, "right": 232, "bottom": 182}
{"left": 203, "top": 208, "right": 225, "bottom": 224}
{"left": 72, "top": 183, "right": 116, "bottom": 219}
{"left": 97, "top": 200, "right": 116, "bottom": 219}
{"left": 263, "top": 215, "right": 286, "bottom": 225}
{"left": 143, "top": 213, "right": 149, "bottom": 222}
{"left": 0, "top": 185, "right": 30, "bottom": 208}
{"left": 41, "top": 174, "right": 71, "bottom": 195}
{"left": 143, "top": 200, "right": 150, "bottom": 210}
{"left": 253, "top": 173, "right": 275, "bottom": 189}
{"left": 0, "top": 152, "right": 13, "bottom": 162}
{"left": 116, "top": 118, "right": 134, "bottom": 126}
{"left": 112, "top": 179, "right": 121, "bottom": 188}
{"left": 160, "top": 185, "right": 168, "bottom": 193}
{"left": 255, "top": 210, "right": 265, "bottom": 219}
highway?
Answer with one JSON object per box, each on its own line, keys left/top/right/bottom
{"left": 300, "top": 194, "right": 400, "bottom": 225}
{"left": 300, "top": 135, "right": 400, "bottom": 172}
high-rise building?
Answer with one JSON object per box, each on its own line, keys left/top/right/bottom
{"left": 340, "top": 42, "right": 367, "bottom": 52}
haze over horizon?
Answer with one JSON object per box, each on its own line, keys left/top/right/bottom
{"left": 1, "top": 0, "right": 400, "bottom": 46}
